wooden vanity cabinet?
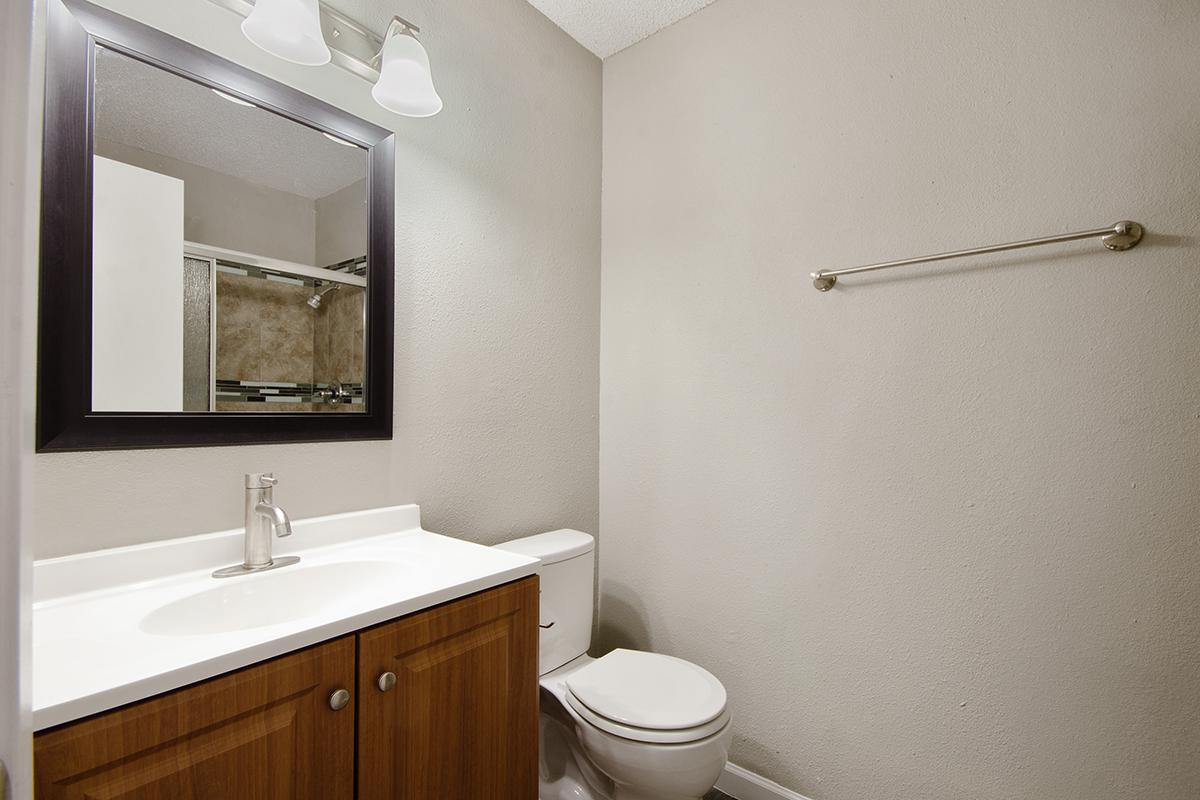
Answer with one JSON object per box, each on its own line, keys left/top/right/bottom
{"left": 34, "top": 635, "right": 357, "bottom": 799}
{"left": 33, "top": 577, "right": 539, "bottom": 800}
{"left": 357, "top": 576, "right": 539, "bottom": 800}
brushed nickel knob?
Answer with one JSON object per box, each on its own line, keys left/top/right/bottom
{"left": 329, "top": 688, "right": 351, "bottom": 711}
{"left": 377, "top": 671, "right": 397, "bottom": 692}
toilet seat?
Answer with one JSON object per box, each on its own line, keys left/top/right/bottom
{"left": 563, "top": 649, "right": 729, "bottom": 744}
{"left": 565, "top": 689, "right": 731, "bottom": 744}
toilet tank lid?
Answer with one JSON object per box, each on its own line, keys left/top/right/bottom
{"left": 494, "top": 529, "right": 594, "bottom": 564}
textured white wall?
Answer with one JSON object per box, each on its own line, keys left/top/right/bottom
{"left": 316, "top": 179, "right": 368, "bottom": 268}
{"left": 1, "top": 0, "right": 38, "bottom": 793}
{"left": 34, "top": 0, "right": 601, "bottom": 558}
{"left": 600, "top": 1, "right": 1200, "bottom": 798}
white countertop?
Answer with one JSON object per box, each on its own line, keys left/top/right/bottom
{"left": 33, "top": 505, "right": 539, "bottom": 730}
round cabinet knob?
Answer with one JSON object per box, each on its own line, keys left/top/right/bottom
{"left": 328, "top": 688, "right": 351, "bottom": 711}
{"left": 377, "top": 671, "right": 397, "bottom": 692}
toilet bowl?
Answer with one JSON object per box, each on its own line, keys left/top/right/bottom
{"left": 495, "top": 531, "right": 731, "bottom": 800}
{"left": 542, "top": 652, "right": 732, "bottom": 800}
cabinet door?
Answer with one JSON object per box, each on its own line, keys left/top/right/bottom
{"left": 35, "top": 636, "right": 356, "bottom": 800}
{"left": 357, "top": 577, "right": 539, "bottom": 800}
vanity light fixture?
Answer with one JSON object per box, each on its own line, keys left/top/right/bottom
{"left": 211, "top": 88, "right": 256, "bottom": 107}
{"left": 369, "top": 18, "right": 443, "bottom": 118}
{"left": 322, "top": 132, "right": 359, "bottom": 147}
{"left": 240, "top": 0, "right": 331, "bottom": 66}
{"left": 215, "top": 0, "right": 443, "bottom": 118}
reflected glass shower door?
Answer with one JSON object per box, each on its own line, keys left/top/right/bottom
{"left": 182, "top": 256, "right": 214, "bottom": 411}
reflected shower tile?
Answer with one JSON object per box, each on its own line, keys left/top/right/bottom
{"left": 259, "top": 327, "right": 314, "bottom": 383}
{"left": 215, "top": 324, "right": 260, "bottom": 381}
{"left": 214, "top": 274, "right": 259, "bottom": 330}
{"left": 331, "top": 330, "right": 358, "bottom": 383}
{"left": 348, "top": 332, "right": 364, "bottom": 383}
{"left": 257, "top": 283, "right": 313, "bottom": 334}
{"left": 323, "top": 287, "right": 366, "bottom": 383}
{"left": 216, "top": 400, "right": 312, "bottom": 413}
{"left": 312, "top": 299, "right": 332, "bottom": 382}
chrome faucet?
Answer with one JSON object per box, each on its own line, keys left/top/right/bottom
{"left": 212, "top": 473, "right": 300, "bottom": 578}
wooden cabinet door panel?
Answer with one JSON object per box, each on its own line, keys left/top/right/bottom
{"left": 357, "top": 577, "right": 539, "bottom": 800}
{"left": 34, "top": 636, "right": 355, "bottom": 800}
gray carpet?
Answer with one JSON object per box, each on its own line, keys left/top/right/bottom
{"left": 704, "top": 790, "right": 736, "bottom": 800}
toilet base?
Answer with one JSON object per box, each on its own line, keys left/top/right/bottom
{"left": 611, "top": 788, "right": 707, "bottom": 800}
{"left": 539, "top": 677, "right": 730, "bottom": 800}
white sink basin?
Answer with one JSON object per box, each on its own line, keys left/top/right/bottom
{"left": 32, "top": 504, "right": 541, "bottom": 731}
{"left": 139, "top": 560, "right": 404, "bottom": 636}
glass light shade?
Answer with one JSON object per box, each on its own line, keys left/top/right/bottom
{"left": 371, "top": 31, "right": 443, "bottom": 118}
{"left": 241, "top": 0, "right": 331, "bottom": 67}
{"left": 211, "top": 89, "right": 256, "bottom": 107}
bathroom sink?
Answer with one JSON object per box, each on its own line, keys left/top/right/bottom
{"left": 33, "top": 504, "right": 541, "bottom": 731}
{"left": 139, "top": 560, "right": 403, "bottom": 636}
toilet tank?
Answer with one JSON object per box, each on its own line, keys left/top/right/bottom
{"left": 494, "top": 530, "right": 594, "bottom": 675}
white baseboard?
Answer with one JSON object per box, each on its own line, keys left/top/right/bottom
{"left": 716, "top": 762, "right": 812, "bottom": 800}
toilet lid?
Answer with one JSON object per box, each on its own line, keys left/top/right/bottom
{"left": 564, "top": 649, "right": 727, "bottom": 731}
{"left": 565, "top": 688, "right": 731, "bottom": 744}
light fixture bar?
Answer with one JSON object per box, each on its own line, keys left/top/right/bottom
{"left": 207, "top": 0, "right": 385, "bottom": 81}
{"left": 382, "top": 16, "right": 421, "bottom": 40}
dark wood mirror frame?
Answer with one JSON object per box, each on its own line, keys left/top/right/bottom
{"left": 38, "top": 0, "right": 395, "bottom": 452}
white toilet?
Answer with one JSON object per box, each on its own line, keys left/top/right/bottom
{"left": 495, "top": 530, "right": 732, "bottom": 800}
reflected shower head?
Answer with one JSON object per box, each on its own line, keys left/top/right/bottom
{"left": 306, "top": 283, "right": 341, "bottom": 309}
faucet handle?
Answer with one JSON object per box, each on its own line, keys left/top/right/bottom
{"left": 245, "top": 472, "right": 278, "bottom": 489}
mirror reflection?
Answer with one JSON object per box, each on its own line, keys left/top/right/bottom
{"left": 91, "top": 45, "right": 369, "bottom": 414}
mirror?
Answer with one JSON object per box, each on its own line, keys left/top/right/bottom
{"left": 38, "top": 0, "right": 394, "bottom": 451}
{"left": 92, "top": 45, "right": 368, "bottom": 414}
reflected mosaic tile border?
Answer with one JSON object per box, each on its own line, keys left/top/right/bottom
{"left": 215, "top": 379, "right": 364, "bottom": 405}
{"left": 215, "top": 261, "right": 318, "bottom": 288}
{"left": 327, "top": 255, "right": 367, "bottom": 277}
